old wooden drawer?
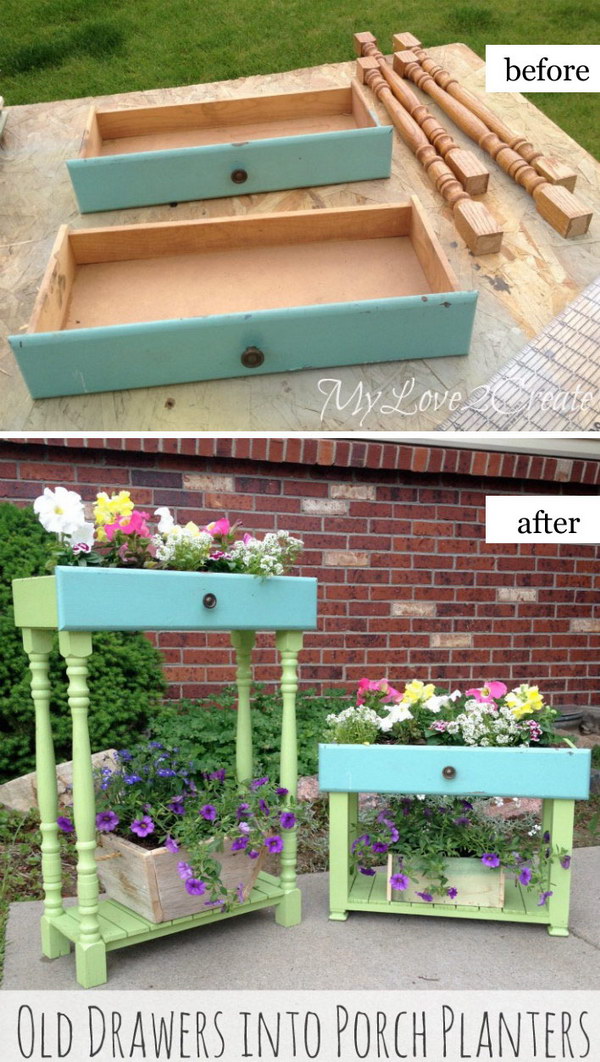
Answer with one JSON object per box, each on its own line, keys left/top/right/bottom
{"left": 318, "top": 743, "right": 591, "bottom": 800}
{"left": 9, "top": 199, "right": 477, "bottom": 399}
{"left": 67, "top": 84, "right": 392, "bottom": 212}
{"left": 12, "top": 569, "right": 318, "bottom": 632}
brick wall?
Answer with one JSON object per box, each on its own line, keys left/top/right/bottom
{"left": 2, "top": 436, "right": 599, "bottom": 709}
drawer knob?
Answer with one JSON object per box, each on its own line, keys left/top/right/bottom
{"left": 231, "top": 168, "right": 248, "bottom": 184}
{"left": 203, "top": 593, "right": 217, "bottom": 609}
{"left": 442, "top": 765, "right": 456, "bottom": 779}
{"left": 241, "top": 346, "right": 265, "bottom": 369}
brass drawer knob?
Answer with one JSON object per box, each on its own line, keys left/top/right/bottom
{"left": 442, "top": 765, "right": 456, "bottom": 779}
{"left": 203, "top": 593, "right": 217, "bottom": 609}
{"left": 231, "top": 168, "right": 248, "bottom": 184}
{"left": 241, "top": 346, "right": 265, "bottom": 369}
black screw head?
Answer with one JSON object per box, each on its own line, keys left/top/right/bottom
{"left": 241, "top": 346, "right": 265, "bottom": 369}
{"left": 231, "top": 168, "right": 248, "bottom": 184}
{"left": 203, "top": 593, "right": 217, "bottom": 609}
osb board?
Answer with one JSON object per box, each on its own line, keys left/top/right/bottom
{"left": 442, "top": 276, "right": 600, "bottom": 431}
{"left": 1, "top": 44, "right": 599, "bottom": 431}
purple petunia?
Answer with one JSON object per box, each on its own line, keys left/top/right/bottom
{"left": 543, "top": 831, "right": 551, "bottom": 843}
{"left": 560, "top": 854, "right": 571, "bottom": 870}
{"left": 208, "top": 769, "right": 226, "bottom": 782}
{"left": 248, "top": 849, "right": 260, "bottom": 859}
{"left": 481, "top": 853, "right": 500, "bottom": 868}
{"left": 236, "top": 882, "right": 246, "bottom": 904}
{"left": 258, "top": 799, "right": 271, "bottom": 816}
{"left": 275, "top": 787, "right": 289, "bottom": 797}
{"left": 200, "top": 804, "right": 217, "bottom": 821}
{"left": 95, "top": 810, "right": 119, "bottom": 833}
{"left": 461, "top": 800, "right": 474, "bottom": 811}
{"left": 389, "top": 873, "right": 409, "bottom": 892}
{"left": 518, "top": 866, "right": 532, "bottom": 886}
{"left": 164, "top": 836, "right": 179, "bottom": 854}
{"left": 265, "top": 835, "right": 284, "bottom": 854}
{"left": 57, "top": 816, "right": 74, "bottom": 833}
{"left": 416, "top": 891, "right": 433, "bottom": 902}
{"left": 157, "top": 768, "right": 177, "bottom": 778}
{"left": 130, "top": 816, "right": 154, "bottom": 838}
{"left": 238, "top": 822, "right": 251, "bottom": 834}
{"left": 184, "top": 877, "right": 207, "bottom": 896}
{"left": 250, "top": 777, "right": 269, "bottom": 790}
{"left": 117, "top": 750, "right": 133, "bottom": 761}
{"left": 537, "top": 890, "right": 553, "bottom": 906}
{"left": 168, "top": 797, "right": 186, "bottom": 815}
{"left": 236, "top": 803, "right": 250, "bottom": 818}
{"left": 351, "top": 834, "right": 371, "bottom": 853}
{"left": 454, "top": 816, "right": 471, "bottom": 827}
{"left": 388, "top": 826, "right": 400, "bottom": 843}
{"left": 124, "top": 774, "right": 142, "bottom": 785}
{"left": 280, "top": 811, "right": 296, "bottom": 830}
{"left": 231, "top": 836, "right": 249, "bottom": 851}
{"left": 359, "top": 867, "right": 376, "bottom": 876}
{"left": 447, "top": 887, "right": 458, "bottom": 899}
{"left": 371, "top": 842, "right": 389, "bottom": 854}
{"left": 177, "top": 861, "right": 193, "bottom": 880}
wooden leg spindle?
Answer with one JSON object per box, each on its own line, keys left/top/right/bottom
{"left": 231, "top": 629, "right": 256, "bottom": 784}
{"left": 356, "top": 56, "right": 503, "bottom": 255}
{"left": 275, "top": 630, "right": 303, "bottom": 927}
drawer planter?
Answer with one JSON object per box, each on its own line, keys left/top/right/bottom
{"left": 9, "top": 200, "right": 477, "bottom": 399}
{"left": 385, "top": 855, "right": 505, "bottom": 907}
{"left": 12, "top": 570, "right": 317, "bottom": 987}
{"left": 319, "top": 742, "right": 590, "bottom": 935}
{"left": 96, "top": 833, "right": 267, "bottom": 923}
{"left": 67, "top": 83, "right": 393, "bottom": 212}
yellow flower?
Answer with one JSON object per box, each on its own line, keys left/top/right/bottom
{"left": 93, "top": 490, "right": 134, "bottom": 526}
{"left": 182, "top": 521, "right": 201, "bottom": 537}
{"left": 402, "top": 679, "right": 436, "bottom": 705}
{"left": 506, "top": 684, "right": 544, "bottom": 719}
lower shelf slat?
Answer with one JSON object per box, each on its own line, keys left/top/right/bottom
{"left": 50, "top": 872, "right": 285, "bottom": 949}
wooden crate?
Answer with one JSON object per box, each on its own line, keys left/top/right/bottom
{"left": 385, "top": 855, "right": 504, "bottom": 907}
{"left": 9, "top": 199, "right": 477, "bottom": 398}
{"left": 67, "top": 83, "right": 392, "bottom": 212}
{"left": 96, "top": 833, "right": 266, "bottom": 923}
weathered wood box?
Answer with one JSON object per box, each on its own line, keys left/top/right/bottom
{"left": 9, "top": 199, "right": 477, "bottom": 399}
{"left": 67, "top": 84, "right": 393, "bottom": 212}
{"left": 12, "top": 568, "right": 318, "bottom": 632}
{"left": 96, "top": 833, "right": 266, "bottom": 923}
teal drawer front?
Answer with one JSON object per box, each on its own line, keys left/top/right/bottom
{"left": 10, "top": 291, "right": 476, "bottom": 399}
{"left": 54, "top": 568, "right": 318, "bottom": 631}
{"left": 67, "top": 127, "right": 393, "bottom": 212}
{"left": 318, "top": 743, "right": 591, "bottom": 799}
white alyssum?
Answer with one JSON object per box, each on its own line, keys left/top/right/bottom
{"left": 153, "top": 528, "right": 213, "bottom": 565}
{"left": 325, "top": 706, "right": 381, "bottom": 728}
{"left": 230, "top": 530, "right": 303, "bottom": 576}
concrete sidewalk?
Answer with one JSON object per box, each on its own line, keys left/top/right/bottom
{"left": 3, "top": 851, "right": 599, "bottom": 992}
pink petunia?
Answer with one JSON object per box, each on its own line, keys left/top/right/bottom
{"left": 203, "top": 517, "right": 230, "bottom": 537}
{"left": 465, "top": 681, "right": 507, "bottom": 704}
{"left": 356, "top": 677, "right": 402, "bottom": 705}
{"left": 105, "top": 510, "right": 151, "bottom": 540}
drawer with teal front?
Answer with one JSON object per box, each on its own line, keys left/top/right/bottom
{"left": 9, "top": 199, "right": 477, "bottom": 399}
{"left": 67, "top": 84, "right": 393, "bottom": 212}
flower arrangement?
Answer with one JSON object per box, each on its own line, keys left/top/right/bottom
{"left": 324, "top": 677, "right": 560, "bottom": 748}
{"left": 58, "top": 742, "right": 300, "bottom": 909}
{"left": 33, "top": 487, "right": 303, "bottom": 575}
{"left": 350, "top": 794, "right": 570, "bottom": 909}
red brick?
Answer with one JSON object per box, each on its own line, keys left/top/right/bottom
{"left": 20, "top": 462, "right": 76, "bottom": 481}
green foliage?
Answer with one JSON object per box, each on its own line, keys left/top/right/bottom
{"left": 591, "top": 745, "right": 600, "bottom": 769}
{"left": 0, "top": 502, "right": 166, "bottom": 783}
{"left": 149, "top": 685, "right": 351, "bottom": 778}
{"left": 1, "top": 1, "right": 598, "bottom": 158}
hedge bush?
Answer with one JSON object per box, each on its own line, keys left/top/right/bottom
{"left": 0, "top": 502, "right": 166, "bottom": 783}
{"left": 148, "top": 684, "right": 352, "bottom": 778}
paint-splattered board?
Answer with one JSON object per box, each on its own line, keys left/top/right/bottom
{"left": 442, "top": 276, "right": 600, "bottom": 431}
{"left": 1, "top": 44, "right": 599, "bottom": 431}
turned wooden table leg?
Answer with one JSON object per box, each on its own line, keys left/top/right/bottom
{"left": 23, "top": 628, "right": 70, "bottom": 960}
{"left": 328, "top": 793, "right": 352, "bottom": 920}
{"left": 356, "top": 56, "right": 503, "bottom": 255}
{"left": 231, "top": 630, "right": 256, "bottom": 784}
{"left": 58, "top": 630, "right": 106, "bottom": 988}
{"left": 544, "top": 798, "right": 575, "bottom": 937}
{"left": 354, "top": 32, "right": 490, "bottom": 195}
{"left": 275, "top": 630, "right": 303, "bottom": 927}
{"left": 394, "top": 33, "right": 578, "bottom": 191}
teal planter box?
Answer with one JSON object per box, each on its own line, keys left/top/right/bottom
{"left": 13, "top": 569, "right": 318, "bottom": 632}
{"left": 318, "top": 742, "right": 591, "bottom": 800}
{"left": 67, "top": 84, "right": 392, "bottom": 212}
{"left": 10, "top": 200, "right": 477, "bottom": 399}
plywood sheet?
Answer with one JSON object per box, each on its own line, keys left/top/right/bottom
{"left": 1, "top": 44, "right": 599, "bottom": 430}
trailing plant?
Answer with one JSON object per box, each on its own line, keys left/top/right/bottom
{"left": 351, "top": 795, "right": 570, "bottom": 908}
{"left": 0, "top": 502, "right": 165, "bottom": 782}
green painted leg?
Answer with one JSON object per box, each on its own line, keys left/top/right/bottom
{"left": 328, "top": 792, "right": 350, "bottom": 921}
{"left": 275, "top": 630, "right": 303, "bottom": 928}
{"left": 59, "top": 631, "right": 107, "bottom": 985}
{"left": 545, "top": 798, "right": 575, "bottom": 937}
{"left": 231, "top": 630, "right": 256, "bottom": 784}
{"left": 23, "top": 628, "right": 70, "bottom": 959}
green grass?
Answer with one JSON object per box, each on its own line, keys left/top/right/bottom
{"left": 2, "top": 0, "right": 598, "bottom": 157}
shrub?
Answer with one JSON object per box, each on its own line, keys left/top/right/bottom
{"left": 0, "top": 502, "right": 166, "bottom": 783}
{"left": 148, "top": 685, "right": 352, "bottom": 779}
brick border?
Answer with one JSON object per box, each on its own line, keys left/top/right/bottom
{"left": 4, "top": 437, "right": 599, "bottom": 486}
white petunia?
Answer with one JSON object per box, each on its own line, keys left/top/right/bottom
{"left": 424, "top": 694, "right": 449, "bottom": 713}
{"left": 65, "top": 522, "right": 95, "bottom": 549}
{"left": 379, "top": 704, "right": 413, "bottom": 732}
{"left": 155, "top": 506, "right": 175, "bottom": 534}
{"left": 33, "top": 487, "right": 85, "bottom": 534}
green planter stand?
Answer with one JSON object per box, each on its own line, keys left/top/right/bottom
{"left": 12, "top": 568, "right": 317, "bottom": 988}
{"left": 319, "top": 742, "right": 591, "bottom": 936}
